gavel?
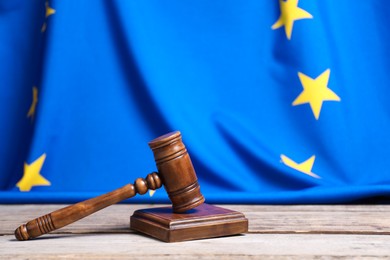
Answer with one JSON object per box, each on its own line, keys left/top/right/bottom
{"left": 15, "top": 131, "right": 205, "bottom": 241}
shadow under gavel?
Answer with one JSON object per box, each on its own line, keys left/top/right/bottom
{"left": 15, "top": 131, "right": 205, "bottom": 241}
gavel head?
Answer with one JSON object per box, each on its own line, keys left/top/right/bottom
{"left": 148, "top": 131, "right": 205, "bottom": 213}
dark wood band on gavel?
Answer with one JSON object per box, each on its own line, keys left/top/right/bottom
{"left": 14, "top": 131, "right": 205, "bottom": 241}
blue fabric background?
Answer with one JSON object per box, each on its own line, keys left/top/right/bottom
{"left": 1, "top": 0, "right": 390, "bottom": 204}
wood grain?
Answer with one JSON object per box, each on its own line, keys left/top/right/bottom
{"left": 130, "top": 204, "right": 248, "bottom": 242}
{"left": 229, "top": 205, "right": 390, "bottom": 235}
{"left": 3, "top": 204, "right": 390, "bottom": 235}
{"left": 1, "top": 233, "right": 390, "bottom": 259}
{"left": 2, "top": 204, "right": 390, "bottom": 259}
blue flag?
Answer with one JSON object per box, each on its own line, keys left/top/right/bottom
{"left": 1, "top": 0, "right": 390, "bottom": 204}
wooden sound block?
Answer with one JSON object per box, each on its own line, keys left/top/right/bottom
{"left": 130, "top": 203, "right": 248, "bottom": 242}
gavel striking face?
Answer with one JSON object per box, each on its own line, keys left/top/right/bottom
{"left": 15, "top": 131, "right": 205, "bottom": 240}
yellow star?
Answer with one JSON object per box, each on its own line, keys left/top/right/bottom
{"left": 293, "top": 69, "right": 340, "bottom": 120}
{"left": 281, "top": 154, "right": 320, "bottom": 178}
{"left": 41, "top": 1, "right": 56, "bottom": 32}
{"left": 27, "top": 86, "right": 38, "bottom": 119}
{"left": 16, "top": 154, "right": 51, "bottom": 192}
{"left": 271, "top": 0, "right": 313, "bottom": 40}
{"left": 149, "top": 190, "right": 156, "bottom": 197}
{"left": 45, "top": 1, "right": 56, "bottom": 17}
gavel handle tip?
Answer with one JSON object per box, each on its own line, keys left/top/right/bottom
{"left": 15, "top": 224, "right": 30, "bottom": 241}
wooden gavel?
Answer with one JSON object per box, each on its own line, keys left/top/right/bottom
{"left": 15, "top": 131, "right": 205, "bottom": 241}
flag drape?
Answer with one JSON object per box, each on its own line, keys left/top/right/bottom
{"left": 1, "top": 0, "right": 390, "bottom": 204}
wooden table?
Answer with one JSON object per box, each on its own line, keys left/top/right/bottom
{"left": 1, "top": 204, "right": 390, "bottom": 259}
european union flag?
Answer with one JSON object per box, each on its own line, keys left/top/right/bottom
{"left": 1, "top": 0, "right": 390, "bottom": 204}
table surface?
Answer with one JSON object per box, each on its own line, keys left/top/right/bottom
{"left": 1, "top": 204, "right": 390, "bottom": 259}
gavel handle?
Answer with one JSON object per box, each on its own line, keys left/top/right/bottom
{"left": 15, "top": 172, "right": 162, "bottom": 241}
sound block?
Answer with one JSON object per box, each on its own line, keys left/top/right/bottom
{"left": 130, "top": 203, "right": 248, "bottom": 242}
